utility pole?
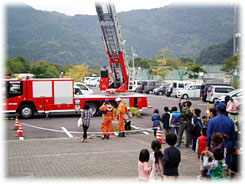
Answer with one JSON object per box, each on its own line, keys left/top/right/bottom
{"left": 131, "top": 46, "right": 136, "bottom": 82}
{"left": 233, "top": 4, "right": 237, "bottom": 55}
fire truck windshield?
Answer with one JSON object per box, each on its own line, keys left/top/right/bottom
{"left": 6, "top": 81, "right": 23, "bottom": 98}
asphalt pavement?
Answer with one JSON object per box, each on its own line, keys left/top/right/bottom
{"left": 4, "top": 87, "right": 211, "bottom": 182}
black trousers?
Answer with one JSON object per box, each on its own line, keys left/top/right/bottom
{"left": 125, "top": 120, "right": 131, "bottom": 130}
{"left": 83, "top": 126, "right": 89, "bottom": 138}
{"left": 154, "top": 129, "right": 157, "bottom": 137}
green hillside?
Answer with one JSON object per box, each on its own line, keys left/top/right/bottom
{"left": 196, "top": 37, "right": 233, "bottom": 65}
{"left": 6, "top": 4, "right": 236, "bottom": 66}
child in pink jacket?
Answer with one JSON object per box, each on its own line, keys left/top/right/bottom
{"left": 138, "top": 149, "right": 152, "bottom": 181}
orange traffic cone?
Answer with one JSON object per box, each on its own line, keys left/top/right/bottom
{"left": 17, "top": 122, "right": 24, "bottom": 137}
{"left": 13, "top": 116, "right": 19, "bottom": 130}
{"left": 156, "top": 125, "right": 162, "bottom": 143}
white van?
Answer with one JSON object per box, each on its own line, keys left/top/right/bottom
{"left": 89, "top": 77, "right": 100, "bottom": 87}
{"left": 171, "top": 81, "right": 194, "bottom": 97}
{"left": 132, "top": 80, "right": 142, "bottom": 92}
{"left": 74, "top": 82, "right": 93, "bottom": 95}
{"left": 84, "top": 77, "right": 94, "bottom": 86}
{"left": 206, "top": 85, "right": 234, "bottom": 103}
{"left": 177, "top": 84, "right": 202, "bottom": 99}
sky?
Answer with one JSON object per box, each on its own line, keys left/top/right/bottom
{"left": 2, "top": 0, "right": 172, "bottom": 16}
{"left": 1, "top": 0, "right": 242, "bottom": 16}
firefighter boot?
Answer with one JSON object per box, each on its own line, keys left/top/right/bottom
{"left": 118, "top": 132, "right": 122, "bottom": 137}
{"left": 101, "top": 135, "right": 106, "bottom": 140}
{"left": 122, "top": 132, "right": 126, "bottom": 137}
{"left": 106, "top": 135, "right": 110, "bottom": 139}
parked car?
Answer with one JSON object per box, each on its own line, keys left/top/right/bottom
{"left": 200, "top": 83, "right": 231, "bottom": 102}
{"left": 171, "top": 81, "right": 194, "bottom": 97}
{"left": 177, "top": 84, "right": 202, "bottom": 99}
{"left": 132, "top": 80, "right": 142, "bottom": 92}
{"left": 89, "top": 77, "right": 100, "bottom": 87}
{"left": 166, "top": 83, "right": 173, "bottom": 97}
{"left": 206, "top": 85, "right": 234, "bottom": 103}
{"left": 153, "top": 84, "right": 170, "bottom": 95}
{"left": 84, "top": 77, "right": 95, "bottom": 86}
{"left": 218, "top": 89, "right": 243, "bottom": 103}
{"left": 136, "top": 81, "right": 145, "bottom": 93}
{"left": 143, "top": 80, "right": 160, "bottom": 94}
{"left": 74, "top": 82, "right": 93, "bottom": 95}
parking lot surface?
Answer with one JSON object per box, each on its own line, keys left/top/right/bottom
{"left": 5, "top": 88, "right": 210, "bottom": 181}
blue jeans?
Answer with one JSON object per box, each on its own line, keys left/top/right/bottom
{"left": 171, "top": 127, "right": 179, "bottom": 135}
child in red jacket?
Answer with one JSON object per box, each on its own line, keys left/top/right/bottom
{"left": 196, "top": 128, "right": 207, "bottom": 179}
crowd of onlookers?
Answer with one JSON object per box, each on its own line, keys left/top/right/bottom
{"left": 138, "top": 94, "right": 242, "bottom": 181}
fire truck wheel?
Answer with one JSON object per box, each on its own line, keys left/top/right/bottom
{"left": 19, "top": 104, "right": 34, "bottom": 119}
{"left": 88, "top": 103, "right": 98, "bottom": 117}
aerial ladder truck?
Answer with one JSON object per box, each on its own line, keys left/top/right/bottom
{"left": 95, "top": 2, "right": 129, "bottom": 94}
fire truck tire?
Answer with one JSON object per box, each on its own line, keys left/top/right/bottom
{"left": 88, "top": 103, "right": 99, "bottom": 117}
{"left": 19, "top": 104, "right": 35, "bottom": 119}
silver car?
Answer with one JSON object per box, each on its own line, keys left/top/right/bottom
{"left": 218, "top": 89, "right": 243, "bottom": 103}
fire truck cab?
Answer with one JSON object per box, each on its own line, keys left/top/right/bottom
{"left": 3, "top": 78, "right": 149, "bottom": 118}
{"left": 4, "top": 78, "right": 80, "bottom": 118}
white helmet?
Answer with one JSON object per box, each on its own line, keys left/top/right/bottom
{"left": 115, "top": 97, "right": 121, "bottom": 102}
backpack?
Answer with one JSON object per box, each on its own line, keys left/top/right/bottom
{"left": 171, "top": 114, "right": 180, "bottom": 126}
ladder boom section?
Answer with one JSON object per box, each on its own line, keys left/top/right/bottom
{"left": 95, "top": 2, "right": 128, "bottom": 93}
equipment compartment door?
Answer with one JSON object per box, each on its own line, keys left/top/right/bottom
{"left": 54, "top": 81, "right": 73, "bottom": 104}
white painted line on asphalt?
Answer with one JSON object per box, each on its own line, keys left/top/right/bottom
{"left": 131, "top": 125, "right": 139, "bottom": 130}
{"left": 142, "top": 131, "right": 150, "bottom": 135}
{"left": 22, "top": 123, "right": 64, "bottom": 133}
{"left": 61, "top": 127, "right": 73, "bottom": 138}
{"left": 19, "top": 137, "right": 24, "bottom": 140}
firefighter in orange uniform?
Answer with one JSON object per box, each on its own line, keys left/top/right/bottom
{"left": 99, "top": 99, "right": 114, "bottom": 140}
{"left": 115, "top": 97, "right": 128, "bottom": 137}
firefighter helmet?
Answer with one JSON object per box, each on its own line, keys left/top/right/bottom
{"left": 115, "top": 97, "right": 121, "bottom": 102}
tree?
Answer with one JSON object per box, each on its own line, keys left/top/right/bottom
{"left": 89, "top": 65, "right": 101, "bottom": 77}
{"left": 179, "top": 57, "right": 194, "bottom": 64}
{"left": 64, "top": 63, "right": 91, "bottom": 82}
{"left": 128, "top": 57, "right": 142, "bottom": 67}
{"left": 150, "top": 47, "right": 178, "bottom": 80}
{"left": 45, "top": 65, "right": 60, "bottom": 78}
{"left": 30, "top": 61, "right": 59, "bottom": 78}
{"left": 183, "top": 62, "right": 208, "bottom": 97}
{"left": 183, "top": 62, "right": 208, "bottom": 80}
{"left": 62, "top": 64, "right": 73, "bottom": 73}
{"left": 6, "top": 56, "right": 31, "bottom": 76}
{"left": 150, "top": 57, "right": 170, "bottom": 79}
{"left": 221, "top": 55, "right": 239, "bottom": 83}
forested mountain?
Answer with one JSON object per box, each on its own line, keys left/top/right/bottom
{"left": 7, "top": 4, "right": 236, "bottom": 66}
{"left": 196, "top": 37, "right": 233, "bottom": 65}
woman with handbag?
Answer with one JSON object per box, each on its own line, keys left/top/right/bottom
{"left": 79, "top": 103, "right": 92, "bottom": 143}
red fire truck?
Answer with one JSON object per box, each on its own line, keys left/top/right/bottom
{"left": 3, "top": 78, "right": 149, "bottom": 118}
{"left": 4, "top": 3, "right": 151, "bottom": 119}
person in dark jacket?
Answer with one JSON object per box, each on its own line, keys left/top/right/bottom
{"left": 170, "top": 106, "right": 180, "bottom": 135}
{"left": 161, "top": 106, "right": 171, "bottom": 140}
{"left": 162, "top": 133, "right": 181, "bottom": 180}
{"left": 206, "top": 102, "right": 236, "bottom": 169}
{"left": 152, "top": 109, "right": 161, "bottom": 138}
{"left": 176, "top": 94, "right": 193, "bottom": 148}
{"left": 191, "top": 109, "right": 202, "bottom": 152}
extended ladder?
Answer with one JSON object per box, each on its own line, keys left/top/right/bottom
{"left": 95, "top": 2, "right": 128, "bottom": 94}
